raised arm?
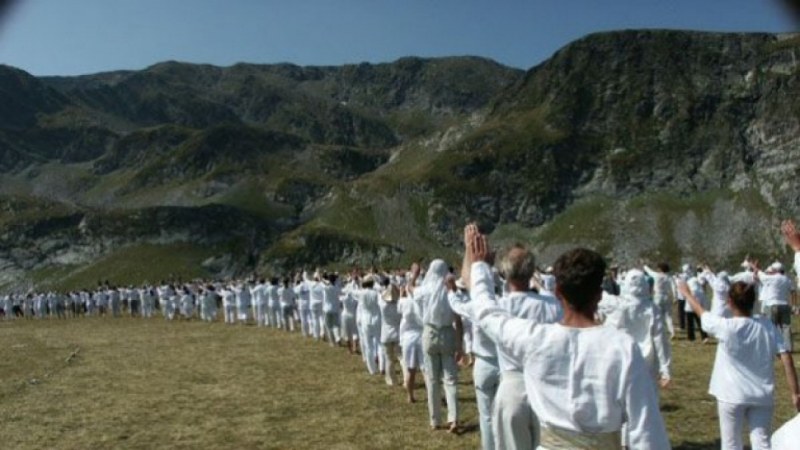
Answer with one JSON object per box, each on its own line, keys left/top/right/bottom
{"left": 464, "top": 224, "right": 538, "bottom": 364}
{"left": 676, "top": 280, "right": 706, "bottom": 317}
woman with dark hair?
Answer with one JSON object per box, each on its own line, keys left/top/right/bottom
{"left": 678, "top": 279, "right": 799, "bottom": 450}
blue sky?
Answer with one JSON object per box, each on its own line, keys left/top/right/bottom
{"left": 0, "top": 0, "right": 794, "bottom": 76}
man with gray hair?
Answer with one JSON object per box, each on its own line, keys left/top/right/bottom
{"left": 451, "top": 243, "right": 562, "bottom": 449}
{"left": 494, "top": 244, "right": 562, "bottom": 450}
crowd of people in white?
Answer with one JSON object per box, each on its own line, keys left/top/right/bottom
{"left": 5, "top": 220, "right": 800, "bottom": 449}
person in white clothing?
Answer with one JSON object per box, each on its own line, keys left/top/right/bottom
{"left": 678, "top": 277, "right": 799, "bottom": 450}
{"left": 356, "top": 275, "right": 382, "bottom": 375}
{"left": 643, "top": 262, "right": 676, "bottom": 338}
{"left": 235, "top": 282, "right": 252, "bottom": 324}
{"left": 309, "top": 274, "right": 326, "bottom": 340}
{"left": 397, "top": 285, "right": 424, "bottom": 403}
{"left": 753, "top": 258, "right": 794, "bottom": 352}
{"left": 340, "top": 278, "right": 359, "bottom": 354}
{"left": 278, "top": 278, "right": 296, "bottom": 331}
{"left": 685, "top": 270, "right": 710, "bottom": 342}
{"left": 251, "top": 279, "right": 268, "bottom": 327}
{"left": 220, "top": 285, "right": 236, "bottom": 324}
{"left": 267, "top": 278, "right": 282, "bottom": 329}
{"left": 599, "top": 268, "right": 672, "bottom": 449}
{"left": 598, "top": 268, "right": 672, "bottom": 386}
{"left": 322, "top": 274, "right": 342, "bottom": 345}
{"left": 378, "top": 283, "right": 402, "bottom": 386}
{"left": 449, "top": 272, "right": 499, "bottom": 450}
{"left": 461, "top": 224, "right": 670, "bottom": 449}
{"left": 411, "top": 260, "right": 462, "bottom": 433}
{"left": 294, "top": 276, "right": 312, "bottom": 337}
{"left": 200, "top": 285, "right": 218, "bottom": 322}
{"left": 179, "top": 287, "right": 194, "bottom": 319}
{"left": 701, "top": 266, "right": 732, "bottom": 318}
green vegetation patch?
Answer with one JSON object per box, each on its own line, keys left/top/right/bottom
{"left": 51, "top": 243, "right": 216, "bottom": 291}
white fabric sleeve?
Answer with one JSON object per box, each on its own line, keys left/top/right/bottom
{"left": 447, "top": 292, "right": 474, "bottom": 319}
{"left": 624, "top": 343, "right": 672, "bottom": 449}
{"left": 700, "top": 312, "right": 725, "bottom": 339}
{"left": 470, "top": 261, "right": 537, "bottom": 366}
{"left": 651, "top": 306, "right": 672, "bottom": 379}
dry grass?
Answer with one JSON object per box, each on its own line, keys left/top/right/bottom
{"left": 0, "top": 317, "right": 797, "bottom": 449}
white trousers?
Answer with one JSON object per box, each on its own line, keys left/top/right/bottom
{"left": 310, "top": 306, "right": 324, "bottom": 339}
{"left": 254, "top": 302, "right": 265, "bottom": 326}
{"left": 495, "top": 370, "right": 539, "bottom": 450}
{"left": 362, "top": 325, "right": 380, "bottom": 375}
{"left": 717, "top": 400, "right": 772, "bottom": 450}
{"left": 224, "top": 304, "right": 236, "bottom": 324}
{"left": 474, "top": 356, "right": 500, "bottom": 450}
{"left": 422, "top": 325, "right": 459, "bottom": 427}
{"left": 324, "top": 312, "right": 341, "bottom": 345}
{"left": 298, "top": 308, "right": 312, "bottom": 336}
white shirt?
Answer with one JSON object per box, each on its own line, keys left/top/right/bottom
{"left": 278, "top": 286, "right": 295, "bottom": 308}
{"left": 398, "top": 295, "right": 423, "bottom": 347}
{"left": 251, "top": 283, "right": 267, "bottom": 306}
{"left": 497, "top": 291, "right": 562, "bottom": 372}
{"left": 341, "top": 291, "right": 358, "bottom": 317}
{"left": 685, "top": 275, "right": 708, "bottom": 312}
{"left": 309, "top": 281, "right": 325, "bottom": 309}
{"left": 267, "top": 284, "right": 280, "bottom": 308}
{"left": 355, "top": 288, "right": 381, "bottom": 329}
{"left": 322, "top": 284, "right": 340, "bottom": 314}
{"left": 701, "top": 312, "right": 787, "bottom": 405}
{"left": 756, "top": 271, "right": 793, "bottom": 307}
{"left": 449, "top": 290, "right": 496, "bottom": 359}
{"left": 468, "top": 262, "right": 670, "bottom": 448}
{"left": 378, "top": 297, "right": 401, "bottom": 343}
{"left": 703, "top": 271, "right": 731, "bottom": 318}
{"left": 294, "top": 282, "right": 310, "bottom": 310}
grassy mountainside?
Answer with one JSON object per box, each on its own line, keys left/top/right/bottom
{"left": 2, "top": 31, "right": 800, "bottom": 288}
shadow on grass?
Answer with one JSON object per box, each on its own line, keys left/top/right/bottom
{"left": 661, "top": 402, "right": 681, "bottom": 413}
{"left": 453, "top": 422, "right": 479, "bottom": 436}
{"left": 673, "top": 439, "right": 722, "bottom": 450}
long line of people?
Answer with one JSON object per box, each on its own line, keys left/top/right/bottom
{"left": 4, "top": 220, "right": 800, "bottom": 449}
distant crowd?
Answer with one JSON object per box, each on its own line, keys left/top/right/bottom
{"left": 4, "top": 220, "right": 800, "bottom": 449}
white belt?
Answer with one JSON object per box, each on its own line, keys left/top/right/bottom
{"left": 538, "top": 426, "right": 620, "bottom": 450}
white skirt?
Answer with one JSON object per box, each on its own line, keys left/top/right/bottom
{"left": 401, "top": 340, "right": 423, "bottom": 370}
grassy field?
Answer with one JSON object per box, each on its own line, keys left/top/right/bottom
{"left": 0, "top": 317, "right": 797, "bottom": 449}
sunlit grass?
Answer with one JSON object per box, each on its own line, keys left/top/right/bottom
{"left": 0, "top": 317, "right": 797, "bottom": 449}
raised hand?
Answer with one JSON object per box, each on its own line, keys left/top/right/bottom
{"left": 781, "top": 219, "right": 800, "bottom": 252}
{"left": 461, "top": 224, "right": 479, "bottom": 287}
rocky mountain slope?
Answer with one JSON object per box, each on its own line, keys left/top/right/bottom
{"left": 1, "top": 30, "right": 800, "bottom": 289}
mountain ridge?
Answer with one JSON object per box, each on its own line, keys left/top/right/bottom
{"left": 1, "top": 29, "right": 799, "bottom": 289}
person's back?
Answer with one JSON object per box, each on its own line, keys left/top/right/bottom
{"left": 705, "top": 315, "right": 783, "bottom": 404}
{"left": 462, "top": 226, "right": 669, "bottom": 449}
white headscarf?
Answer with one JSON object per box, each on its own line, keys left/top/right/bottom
{"left": 622, "top": 269, "right": 650, "bottom": 302}
{"left": 415, "top": 259, "right": 451, "bottom": 325}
